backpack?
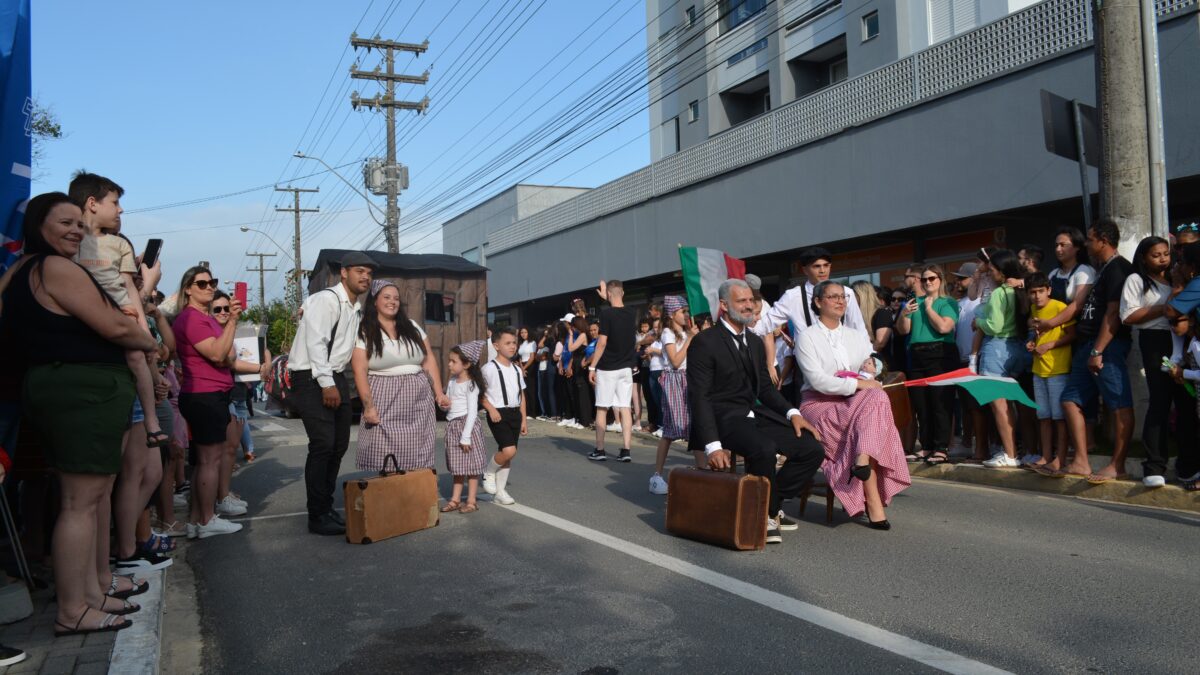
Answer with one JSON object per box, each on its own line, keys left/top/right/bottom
{"left": 264, "top": 289, "right": 340, "bottom": 403}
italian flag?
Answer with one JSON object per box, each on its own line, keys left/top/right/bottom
{"left": 902, "top": 368, "right": 1037, "bottom": 409}
{"left": 679, "top": 246, "right": 745, "bottom": 316}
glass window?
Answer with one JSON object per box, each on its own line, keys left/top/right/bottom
{"left": 688, "top": 100, "right": 700, "bottom": 123}
{"left": 461, "top": 247, "right": 479, "bottom": 264}
{"left": 661, "top": 117, "right": 680, "bottom": 155}
{"left": 425, "top": 292, "right": 455, "bottom": 323}
{"left": 686, "top": 5, "right": 697, "bottom": 27}
{"left": 862, "top": 11, "right": 879, "bottom": 41}
{"left": 829, "top": 58, "right": 848, "bottom": 84}
{"left": 720, "top": 0, "right": 767, "bottom": 34}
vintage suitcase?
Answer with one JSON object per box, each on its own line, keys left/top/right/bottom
{"left": 665, "top": 467, "right": 770, "bottom": 551}
{"left": 343, "top": 456, "right": 440, "bottom": 545}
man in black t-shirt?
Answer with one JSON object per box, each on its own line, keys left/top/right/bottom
{"left": 587, "top": 280, "right": 637, "bottom": 461}
{"left": 1060, "top": 218, "right": 1134, "bottom": 483}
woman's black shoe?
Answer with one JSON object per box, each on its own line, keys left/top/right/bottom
{"left": 848, "top": 463, "right": 872, "bottom": 483}
{"left": 866, "top": 519, "right": 891, "bottom": 531}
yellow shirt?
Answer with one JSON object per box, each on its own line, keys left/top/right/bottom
{"left": 1033, "top": 300, "right": 1072, "bottom": 377}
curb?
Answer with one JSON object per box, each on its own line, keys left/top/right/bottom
{"left": 908, "top": 461, "right": 1200, "bottom": 512}
{"left": 108, "top": 567, "right": 164, "bottom": 675}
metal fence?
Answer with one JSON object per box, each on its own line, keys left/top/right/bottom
{"left": 486, "top": 0, "right": 1197, "bottom": 255}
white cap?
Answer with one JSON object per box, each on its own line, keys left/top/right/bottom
{"left": 559, "top": 313, "right": 575, "bottom": 323}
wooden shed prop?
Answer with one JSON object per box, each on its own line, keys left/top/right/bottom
{"left": 308, "top": 249, "right": 488, "bottom": 383}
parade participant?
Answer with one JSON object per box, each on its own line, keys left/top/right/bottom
{"left": 481, "top": 327, "right": 527, "bottom": 506}
{"left": 441, "top": 341, "right": 488, "bottom": 514}
{"left": 351, "top": 279, "right": 447, "bottom": 474}
{"left": 287, "top": 252, "right": 375, "bottom": 536}
{"left": 796, "top": 280, "right": 911, "bottom": 529}
{"left": 648, "top": 296, "right": 699, "bottom": 495}
{"left": 688, "top": 279, "right": 824, "bottom": 544}
{"left": 762, "top": 247, "right": 869, "bottom": 352}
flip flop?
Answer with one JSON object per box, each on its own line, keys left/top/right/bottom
{"left": 925, "top": 452, "right": 949, "bottom": 465}
{"left": 106, "top": 575, "right": 148, "bottom": 600}
{"left": 1184, "top": 479, "right": 1200, "bottom": 492}
{"left": 1086, "top": 474, "right": 1116, "bottom": 484}
{"left": 146, "top": 431, "right": 171, "bottom": 448}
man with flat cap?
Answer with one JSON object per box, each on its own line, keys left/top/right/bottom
{"left": 288, "top": 251, "right": 377, "bottom": 535}
{"left": 762, "top": 246, "right": 869, "bottom": 348}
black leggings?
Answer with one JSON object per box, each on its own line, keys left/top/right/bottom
{"left": 573, "top": 370, "right": 594, "bottom": 426}
{"left": 908, "top": 341, "right": 959, "bottom": 453}
{"left": 1139, "top": 329, "right": 1198, "bottom": 477}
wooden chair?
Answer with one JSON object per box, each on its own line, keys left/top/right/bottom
{"left": 882, "top": 371, "right": 915, "bottom": 454}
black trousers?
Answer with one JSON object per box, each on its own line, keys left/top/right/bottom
{"left": 291, "top": 370, "right": 352, "bottom": 518}
{"left": 1139, "top": 330, "right": 1198, "bottom": 477}
{"left": 573, "top": 370, "right": 594, "bottom": 426}
{"left": 718, "top": 413, "right": 824, "bottom": 515}
{"left": 908, "top": 341, "right": 959, "bottom": 453}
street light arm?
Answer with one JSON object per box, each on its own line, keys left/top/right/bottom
{"left": 240, "top": 226, "right": 293, "bottom": 258}
{"left": 294, "top": 151, "right": 387, "bottom": 224}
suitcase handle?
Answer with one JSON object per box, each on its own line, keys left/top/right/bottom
{"left": 380, "top": 454, "right": 406, "bottom": 476}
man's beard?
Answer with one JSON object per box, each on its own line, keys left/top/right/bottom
{"left": 726, "top": 307, "right": 755, "bottom": 326}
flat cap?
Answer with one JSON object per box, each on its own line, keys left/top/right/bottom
{"left": 744, "top": 273, "right": 762, "bottom": 290}
{"left": 340, "top": 251, "right": 378, "bottom": 269}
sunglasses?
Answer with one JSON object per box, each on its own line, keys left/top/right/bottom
{"left": 192, "top": 279, "right": 219, "bottom": 290}
{"left": 1177, "top": 223, "right": 1199, "bottom": 233}
{"left": 891, "top": 296, "right": 905, "bottom": 302}
{"left": 212, "top": 306, "right": 231, "bottom": 314}
{"left": 921, "top": 276, "right": 940, "bottom": 283}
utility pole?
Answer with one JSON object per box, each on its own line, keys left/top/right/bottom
{"left": 246, "top": 252, "right": 277, "bottom": 308}
{"left": 275, "top": 186, "right": 319, "bottom": 308}
{"left": 349, "top": 34, "right": 429, "bottom": 253}
{"left": 1093, "top": 0, "right": 1152, "bottom": 256}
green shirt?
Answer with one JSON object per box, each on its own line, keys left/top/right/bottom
{"left": 977, "top": 286, "right": 1020, "bottom": 338}
{"left": 908, "top": 296, "right": 959, "bottom": 344}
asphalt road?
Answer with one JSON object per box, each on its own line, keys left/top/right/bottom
{"left": 185, "top": 413, "right": 1199, "bottom": 674}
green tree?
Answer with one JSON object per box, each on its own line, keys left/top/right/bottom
{"left": 242, "top": 299, "right": 298, "bottom": 357}
{"left": 30, "top": 99, "right": 63, "bottom": 175}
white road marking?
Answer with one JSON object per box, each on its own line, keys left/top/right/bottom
{"left": 250, "top": 421, "right": 288, "bottom": 433}
{"left": 505, "top": 503, "right": 1010, "bottom": 675}
{"left": 226, "top": 509, "right": 338, "bottom": 523}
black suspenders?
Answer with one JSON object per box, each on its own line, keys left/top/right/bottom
{"left": 491, "top": 361, "right": 521, "bottom": 407}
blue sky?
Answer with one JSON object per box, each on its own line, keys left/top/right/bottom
{"left": 31, "top": 1, "right": 651, "bottom": 302}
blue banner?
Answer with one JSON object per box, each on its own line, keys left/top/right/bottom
{"left": 0, "top": 0, "right": 30, "bottom": 272}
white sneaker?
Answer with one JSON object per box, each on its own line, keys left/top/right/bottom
{"left": 227, "top": 493, "right": 248, "bottom": 508}
{"left": 495, "top": 490, "right": 515, "bottom": 505}
{"left": 1143, "top": 475, "right": 1166, "bottom": 488}
{"left": 648, "top": 474, "right": 668, "bottom": 495}
{"left": 482, "top": 473, "right": 497, "bottom": 494}
{"left": 194, "top": 515, "right": 242, "bottom": 539}
{"left": 982, "top": 453, "right": 1020, "bottom": 468}
{"left": 557, "top": 418, "right": 572, "bottom": 427}
{"left": 215, "top": 495, "right": 247, "bottom": 516}
{"left": 652, "top": 429, "right": 663, "bottom": 438}
{"left": 186, "top": 522, "right": 198, "bottom": 540}
{"left": 173, "top": 493, "right": 188, "bottom": 509}
{"left": 570, "top": 421, "right": 585, "bottom": 430}
{"left": 606, "top": 422, "right": 621, "bottom": 432}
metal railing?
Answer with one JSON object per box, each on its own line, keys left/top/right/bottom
{"left": 486, "top": 0, "right": 1196, "bottom": 255}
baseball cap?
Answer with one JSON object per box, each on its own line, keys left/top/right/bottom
{"left": 953, "top": 262, "right": 978, "bottom": 278}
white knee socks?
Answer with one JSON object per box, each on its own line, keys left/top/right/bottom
{"left": 496, "top": 467, "right": 511, "bottom": 494}
{"left": 485, "top": 457, "right": 501, "bottom": 476}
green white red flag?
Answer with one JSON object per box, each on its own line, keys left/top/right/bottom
{"left": 902, "top": 368, "right": 1037, "bottom": 409}
{"left": 678, "top": 246, "right": 745, "bottom": 317}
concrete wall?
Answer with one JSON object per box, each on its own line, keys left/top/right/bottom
{"left": 488, "top": 14, "right": 1200, "bottom": 307}
{"left": 441, "top": 185, "right": 590, "bottom": 263}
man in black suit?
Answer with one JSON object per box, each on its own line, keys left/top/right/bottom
{"left": 688, "top": 279, "right": 825, "bottom": 543}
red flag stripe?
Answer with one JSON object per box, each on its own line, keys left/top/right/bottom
{"left": 723, "top": 253, "right": 745, "bottom": 280}
{"left": 902, "top": 367, "right": 976, "bottom": 387}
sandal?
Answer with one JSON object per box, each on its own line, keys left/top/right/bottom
{"left": 55, "top": 608, "right": 132, "bottom": 637}
{"left": 243, "top": 452, "right": 256, "bottom": 462}
{"left": 106, "top": 575, "right": 149, "bottom": 600}
{"left": 459, "top": 503, "right": 478, "bottom": 514}
{"left": 139, "top": 533, "right": 175, "bottom": 555}
{"left": 925, "top": 451, "right": 949, "bottom": 465}
{"left": 440, "top": 500, "right": 461, "bottom": 513}
{"left": 100, "top": 596, "right": 140, "bottom": 616}
{"left": 146, "top": 430, "right": 171, "bottom": 448}
{"left": 1184, "top": 479, "right": 1200, "bottom": 492}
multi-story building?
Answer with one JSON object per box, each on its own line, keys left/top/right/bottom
{"left": 441, "top": 184, "right": 589, "bottom": 267}
{"left": 443, "top": 0, "right": 1200, "bottom": 327}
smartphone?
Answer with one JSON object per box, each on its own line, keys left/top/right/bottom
{"left": 142, "top": 238, "right": 163, "bottom": 269}
{"left": 234, "top": 282, "right": 248, "bottom": 309}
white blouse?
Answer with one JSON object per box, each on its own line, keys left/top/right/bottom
{"left": 660, "top": 328, "right": 687, "bottom": 371}
{"left": 796, "top": 320, "right": 874, "bottom": 397}
{"left": 1120, "top": 274, "right": 1172, "bottom": 330}
{"left": 445, "top": 379, "right": 480, "bottom": 445}
{"left": 354, "top": 319, "right": 427, "bottom": 376}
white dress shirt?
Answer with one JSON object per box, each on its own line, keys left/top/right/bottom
{"left": 762, "top": 280, "right": 868, "bottom": 345}
{"left": 796, "top": 319, "right": 875, "bottom": 397}
{"left": 446, "top": 379, "right": 480, "bottom": 445}
{"left": 704, "top": 319, "right": 801, "bottom": 456}
{"left": 287, "top": 283, "right": 363, "bottom": 389}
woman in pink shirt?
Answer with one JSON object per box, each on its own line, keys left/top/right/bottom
{"left": 171, "top": 266, "right": 241, "bottom": 539}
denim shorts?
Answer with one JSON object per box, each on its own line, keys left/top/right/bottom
{"left": 130, "top": 398, "right": 145, "bottom": 425}
{"left": 229, "top": 399, "right": 249, "bottom": 422}
{"left": 979, "top": 337, "right": 1031, "bottom": 378}
{"left": 1033, "top": 374, "right": 1068, "bottom": 420}
{"left": 1061, "top": 338, "right": 1133, "bottom": 410}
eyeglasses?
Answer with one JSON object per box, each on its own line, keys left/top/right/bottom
{"left": 921, "top": 276, "right": 940, "bottom": 283}
{"left": 820, "top": 294, "right": 846, "bottom": 302}
{"left": 212, "top": 306, "right": 231, "bottom": 314}
{"left": 192, "top": 279, "right": 219, "bottom": 290}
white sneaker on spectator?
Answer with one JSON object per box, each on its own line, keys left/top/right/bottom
{"left": 173, "top": 493, "right": 188, "bottom": 509}
{"left": 983, "top": 453, "right": 1020, "bottom": 468}
{"left": 606, "top": 422, "right": 621, "bottom": 432}
{"left": 158, "top": 520, "right": 188, "bottom": 538}
{"left": 570, "top": 421, "right": 585, "bottom": 430}
{"left": 495, "top": 490, "right": 515, "bottom": 505}
{"left": 648, "top": 474, "right": 668, "bottom": 495}
{"left": 482, "top": 473, "right": 497, "bottom": 494}
{"left": 652, "top": 429, "right": 663, "bottom": 438}
{"left": 227, "top": 493, "right": 248, "bottom": 508}
{"left": 186, "top": 522, "right": 198, "bottom": 540}
{"left": 1142, "top": 475, "right": 1166, "bottom": 488}
{"left": 195, "top": 516, "right": 242, "bottom": 539}
{"left": 557, "top": 418, "right": 572, "bottom": 427}
{"left": 215, "top": 495, "right": 247, "bottom": 517}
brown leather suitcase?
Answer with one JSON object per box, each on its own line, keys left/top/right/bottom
{"left": 343, "top": 457, "right": 439, "bottom": 545}
{"left": 665, "top": 468, "right": 769, "bottom": 551}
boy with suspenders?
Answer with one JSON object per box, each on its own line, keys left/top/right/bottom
{"left": 481, "top": 327, "right": 527, "bottom": 505}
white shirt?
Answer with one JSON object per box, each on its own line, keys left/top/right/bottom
{"left": 1120, "top": 274, "right": 1172, "bottom": 330}
{"left": 353, "top": 319, "right": 427, "bottom": 376}
{"left": 660, "top": 327, "right": 687, "bottom": 371}
{"left": 445, "top": 378, "right": 481, "bottom": 445}
{"left": 1181, "top": 338, "right": 1200, "bottom": 383}
{"left": 648, "top": 339, "right": 667, "bottom": 371}
{"left": 482, "top": 359, "right": 524, "bottom": 409}
{"left": 762, "top": 280, "right": 868, "bottom": 346}
{"left": 704, "top": 319, "right": 801, "bottom": 455}
{"left": 1050, "top": 263, "right": 1097, "bottom": 301}
{"left": 775, "top": 336, "right": 794, "bottom": 386}
{"left": 955, "top": 296, "right": 982, "bottom": 363}
{"left": 518, "top": 340, "right": 537, "bottom": 365}
{"left": 751, "top": 298, "right": 774, "bottom": 336}
{"left": 287, "top": 284, "right": 363, "bottom": 388}
{"left": 796, "top": 319, "right": 875, "bottom": 397}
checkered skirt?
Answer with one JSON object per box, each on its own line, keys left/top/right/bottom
{"left": 658, "top": 369, "right": 690, "bottom": 440}
{"left": 444, "top": 414, "right": 487, "bottom": 476}
{"left": 356, "top": 372, "right": 437, "bottom": 472}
